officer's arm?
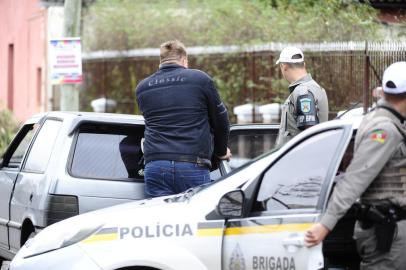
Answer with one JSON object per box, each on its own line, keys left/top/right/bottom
{"left": 295, "top": 91, "right": 319, "bottom": 130}
{"left": 320, "top": 123, "right": 401, "bottom": 230}
{"left": 205, "top": 78, "right": 230, "bottom": 157}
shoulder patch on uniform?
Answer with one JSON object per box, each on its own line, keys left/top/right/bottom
{"left": 300, "top": 98, "right": 312, "bottom": 113}
{"left": 370, "top": 129, "right": 387, "bottom": 143}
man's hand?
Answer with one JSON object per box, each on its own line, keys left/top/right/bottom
{"left": 217, "top": 147, "right": 232, "bottom": 161}
{"left": 304, "top": 223, "right": 330, "bottom": 247}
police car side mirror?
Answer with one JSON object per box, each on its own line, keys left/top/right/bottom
{"left": 217, "top": 190, "right": 245, "bottom": 218}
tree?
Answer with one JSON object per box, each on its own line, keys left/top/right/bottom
{"left": 82, "top": 0, "right": 381, "bottom": 52}
{"left": 80, "top": 0, "right": 382, "bottom": 118}
{"left": 0, "top": 109, "right": 19, "bottom": 155}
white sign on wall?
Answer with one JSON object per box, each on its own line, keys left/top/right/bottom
{"left": 49, "top": 37, "right": 82, "bottom": 84}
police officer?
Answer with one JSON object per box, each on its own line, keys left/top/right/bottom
{"left": 275, "top": 46, "right": 328, "bottom": 146}
{"left": 305, "top": 61, "right": 406, "bottom": 269}
{"left": 136, "top": 40, "right": 231, "bottom": 198}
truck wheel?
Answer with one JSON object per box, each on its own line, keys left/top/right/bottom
{"left": 20, "top": 229, "right": 36, "bottom": 247}
{"left": 21, "top": 219, "right": 38, "bottom": 245}
{"left": 28, "top": 231, "right": 36, "bottom": 240}
{"left": 0, "top": 260, "right": 10, "bottom": 270}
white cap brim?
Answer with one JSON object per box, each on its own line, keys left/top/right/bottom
{"left": 276, "top": 58, "right": 304, "bottom": 65}
{"left": 382, "top": 61, "right": 406, "bottom": 94}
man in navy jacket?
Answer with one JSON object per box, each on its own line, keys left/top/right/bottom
{"left": 136, "top": 40, "right": 231, "bottom": 197}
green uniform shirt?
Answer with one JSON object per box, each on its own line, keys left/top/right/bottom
{"left": 321, "top": 99, "right": 406, "bottom": 230}
{"left": 276, "top": 74, "right": 329, "bottom": 146}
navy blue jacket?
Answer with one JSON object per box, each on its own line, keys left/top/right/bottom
{"left": 136, "top": 64, "right": 230, "bottom": 165}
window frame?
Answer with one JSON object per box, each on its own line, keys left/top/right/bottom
{"left": 0, "top": 116, "right": 45, "bottom": 170}
{"left": 228, "top": 125, "right": 279, "bottom": 170}
{"left": 67, "top": 123, "right": 145, "bottom": 182}
{"left": 21, "top": 118, "right": 63, "bottom": 174}
{"left": 245, "top": 127, "right": 351, "bottom": 217}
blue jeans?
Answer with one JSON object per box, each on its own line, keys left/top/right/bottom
{"left": 144, "top": 160, "right": 210, "bottom": 198}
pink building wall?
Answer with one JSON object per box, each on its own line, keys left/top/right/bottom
{"left": 0, "top": 0, "right": 47, "bottom": 121}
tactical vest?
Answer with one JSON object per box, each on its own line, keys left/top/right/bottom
{"left": 359, "top": 107, "right": 406, "bottom": 205}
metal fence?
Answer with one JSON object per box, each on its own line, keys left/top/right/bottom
{"left": 80, "top": 41, "right": 406, "bottom": 122}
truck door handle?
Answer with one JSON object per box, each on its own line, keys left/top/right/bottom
{"left": 282, "top": 236, "right": 304, "bottom": 248}
{"left": 219, "top": 160, "right": 231, "bottom": 175}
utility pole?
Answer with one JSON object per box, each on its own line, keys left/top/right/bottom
{"left": 60, "top": 0, "right": 82, "bottom": 111}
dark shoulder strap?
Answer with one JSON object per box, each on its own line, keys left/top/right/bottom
{"left": 377, "top": 105, "right": 405, "bottom": 123}
{"left": 393, "top": 123, "right": 406, "bottom": 144}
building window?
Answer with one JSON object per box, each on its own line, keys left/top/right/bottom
{"left": 8, "top": 44, "right": 14, "bottom": 111}
{"left": 37, "top": 67, "right": 42, "bottom": 106}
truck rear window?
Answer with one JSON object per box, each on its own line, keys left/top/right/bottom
{"left": 228, "top": 128, "right": 278, "bottom": 169}
{"left": 70, "top": 124, "right": 144, "bottom": 181}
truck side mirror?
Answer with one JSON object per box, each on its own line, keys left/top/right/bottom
{"left": 217, "top": 190, "right": 245, "bottom": 218}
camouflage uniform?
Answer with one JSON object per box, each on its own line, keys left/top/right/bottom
{"left": 321, "top": 99, "right": 406, "bottom": 270}
{"left": 276, "top": 74, "right": 328, "bottom": 146}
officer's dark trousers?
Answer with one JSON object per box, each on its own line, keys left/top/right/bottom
{"left": 353, "top": 220, "right": 406, "bottom": 270}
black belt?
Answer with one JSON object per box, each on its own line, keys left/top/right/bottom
{"left": 355, "top": 202, "right": 406, "bottom": 228}
{"left": 176, "top": 156, "right": 212, "bottom": 168}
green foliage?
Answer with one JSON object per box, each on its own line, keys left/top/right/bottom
{"left": 196, "top": 55, "right": 246, "bottom": 107}
{"left": 81, "top": 0, "right": 382, "bottom": 119}
{"left": 270, "top": 78, "right": 289, "bottom": 104}
{"left": 0, "top": 109, "right": 19, "bottom": 156}
{"left": 81, "top": 59, "right": 158, "bottom": 114}
{"left": 83, "top": 0, "right": 381, "bottom": 51}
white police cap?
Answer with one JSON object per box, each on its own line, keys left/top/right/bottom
{"left": 382, "top": 61, "right": 406, "bottom": 94}
{"left": 276, "top": 46, "right": 304, "bottom": 64}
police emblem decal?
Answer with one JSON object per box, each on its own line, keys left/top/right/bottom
{"left": 371, "top": 129, "right": 387, "bottom": 143}
{"left": 300, "top": 98, "right": 311, "bottom": 113}
{"left": 229, "top": 244, "right": 246, "bottom": 270}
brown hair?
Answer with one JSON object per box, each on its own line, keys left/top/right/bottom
{"left": 284, "top": 62, "right": 305, "bottom": 69}
{"left": 384, "top": 92, "right": 406, "bottom": 102}
{"left": 160, "top": 40, "right": 187, "bottom": 64}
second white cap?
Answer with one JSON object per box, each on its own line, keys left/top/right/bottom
{"left": 276, "top": 46, "right": 304, "bottom": 64}
{"left": 382, "top": 61, "right": 406, "bottom": 94}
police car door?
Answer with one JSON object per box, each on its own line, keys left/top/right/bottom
{"left": 222, "top": 126, "right": 352, "bottom": 270}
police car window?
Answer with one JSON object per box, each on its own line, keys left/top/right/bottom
{"left": 228, "top": 128, "right": 278, "bottom": 169}
{"left": 24, "top": 120, "right": 62, "bottom": 173}
{"left": 70, "top": 124, "right": 144, "bottom": 181}
{"left": 257, "top": 129, "right": 343, "bottom": 210}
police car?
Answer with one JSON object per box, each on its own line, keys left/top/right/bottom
{"left": 10, "top": 118, "right": 362, "bottom": 270}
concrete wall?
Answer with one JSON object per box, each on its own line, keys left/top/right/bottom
{"left": 0, "top": 0, "right": 47, "bottom": 121}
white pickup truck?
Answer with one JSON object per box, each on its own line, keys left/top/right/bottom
{"left": 0, "top": 111, "right": 278, "bottom": 265}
